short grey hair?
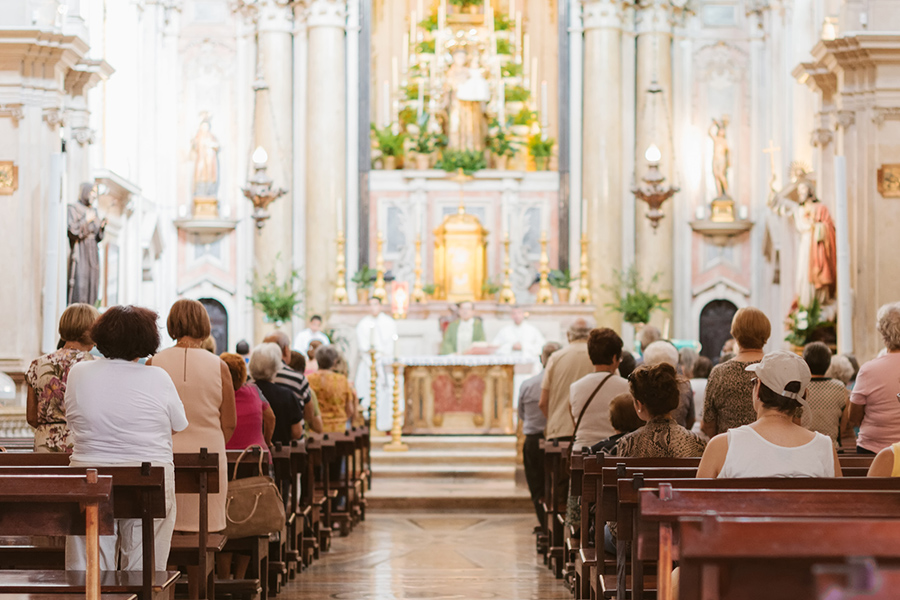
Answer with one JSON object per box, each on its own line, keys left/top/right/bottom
{"left": 678, "top": 347, "right": 699, "bottom": 375}
{"left": 639, "top": 326, "right": 661, "bottom": 354}
{"left": 567, "top": 318, "right": 593, "bottom": 342}
{"left": 249, "top": 343, "right": 282, "bottom": 382}
{"left": 825, "top": 354, "right": 854, "bottom": 386}
{"left": 643, "top": 341, "right": 679, "bottom": 368}
{"left": 263, "top": 331, "right": 291, "bottom": 353}
{"left": 316, "top": 345, "right": 341, "bottom": 371}
{"left": 541, "top": 341, "right": 562, "bottom": 367}
{"left": 876, "top": 302, "right": 900, "bottom": 351}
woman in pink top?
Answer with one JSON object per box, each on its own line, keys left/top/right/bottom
{"left": 221, "top": 353, "right": 275, "bottom": 449}
{"left": 849, "top": 302, "right": 900, "bottom": 454}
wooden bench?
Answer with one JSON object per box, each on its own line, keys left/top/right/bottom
{"left": 538, "top": 439, "right": 570, "bottom": 579}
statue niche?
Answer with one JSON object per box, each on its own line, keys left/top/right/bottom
{"left": 190, "top": 112, "right": 221, "bottom": 218}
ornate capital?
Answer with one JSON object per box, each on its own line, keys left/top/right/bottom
{"left": 810, "top": 127, "right": 833, "bottom": 148}
{"left": 873, "top": 107, "right": 900, "bottom": 128}
{"left": 72, "top": 127, "right": 96, "bottom": 146}
{"left": 582, "top": 0, "right": 625, "bottom": 30}
{"left": 836, "top": 109, "right": 856, "bottom": 130}
{"left": 303, "top": 0, "right": 346, "bottom": 29}
{"left": 42, "top": 107, "right": 64, "bottom": 128}
{"left": 0, "top": 104, "right": 24, "bottom": 124}
{"left": 635, "top": 0, "right": 674, "bottom": 35}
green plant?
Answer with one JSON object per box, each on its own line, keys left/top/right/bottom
{"left": 351, "top": 265, "right": 377, "bottom": 290}
{"left": 411, "top": 115, "right": 447, "bottom": 155}
{"left": 423, "top": 283, "right": 437, "bottom": 296}
{"left": 486, "top": 119, "right": 519, "bottom": 158}
{"left": 449, "top": 0, "right": 480, "bottom": 8}
{"left": 602, "top": 266, "right": 670, "bottom": 324}
{"left": 419, "top": 13, "right": 438, "bottom": 31}
{"left": 785, "top": 298, "right": 834, "bottom": 347}
{"left": 435, "top": 148, "right": 486, "bottom": 175}
{"left": 502, "top": 62, "right": 522, "bottom": 78}
{"left": 371, "top": 124, "right": 407, "bottom": 157}
{"left": 512, "top": 107, "right": 537, "bottom": 126}
{"left": 527, "top": 134, "right": 554, "bottom": 159}
{"left": 416, "top": 38, "right": 436, "bottom": 54}
{"left": 496, "top": 38, "right": 512, "bottom": 55}
{"left": 481, "top": 278, "right": 501, "bottom": 296}
{"left": 504, "top": 85, "right": 530, "bottom": 103}
{"left": 248, "top": 266, "right": 304, "bottom": 325}
{"left": 404, "top": 82, "right": 431, "bottom": 102}
{"left": 494, "top": 12, "right": 511, "bottom": 31}
{"left": 399, "top": 106, "right": 417, "bottom": 127}
{"left": 548, "top": 269, "right": 573, "bottom": 290}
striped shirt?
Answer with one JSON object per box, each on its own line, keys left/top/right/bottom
{"left": 273, "top": 364, "right": 311, "bottom": 414}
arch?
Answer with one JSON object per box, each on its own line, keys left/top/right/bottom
{"left": 699, "top": 300, "right": 738, "bottom": 361}
{"left": 199, "top": 298, "right": 228, "bottom": 355}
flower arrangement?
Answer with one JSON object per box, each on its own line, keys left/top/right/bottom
{"left": 404, "top": 82, "right": 431, "bottom": 102}
{"left": 602, "top": 266, "right": 670, "bottom": 325}
{"left": 481, "top": 278, "right": 501, "bottom": 296}
{"left": 527, "top": 134, "right": 554, "bottom": 170}
{"left": 494, "top": 12, "right": 512, "bottom": 31}
{"left": 351, "top": 265, "right": 377, "bottom": 290}
{"left": 486, "top": 119, "right": 519, "bottom": 159}
{"left": 411, "top": 115, "right": 447, "bottom": 155}
{"left": 450, "top": 0, "right": 480, "bottom": 8}
{"left": 419, "top": 13, "right": 438, "bottom": 31}
{"left": 416, "top": 39, "right": 436, "bottom": 54}
{"left": 399, "top": 106, "right": 417, "bottom": 128}
{"left": 248, "top": 266, "right": 304, "bottom": 325}
{"left": 371, "top": 124, "right": 407, "bottom": 158}
{"left": 435, "top": 149, "right": 487, "bottom": 175}
{"left": 504, "top": 85, "right": 530, "bottom": 103}
{"left": 502, "top": 62, "right": 523, "bottom": 78}
{"left": 496, "top": 38, "right": 512, "bottom": 55}
{"left": 785, "top": 298, "right": 834, "bottom": 347}
{"left": 512, "top": 107, "right": 537, "bottom": 126}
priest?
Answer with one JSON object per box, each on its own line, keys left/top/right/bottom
{"left": 439, "top": 301, "right": 486, "bottom": 355}
{"left": 354, "top": 297, "right": 397, "bottom": 432}
{"left": 492, "top": 306, "right": 546, "bottom": 358}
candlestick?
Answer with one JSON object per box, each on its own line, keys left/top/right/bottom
{"left": 499, "top": 233, "right": 516, "bottom": 304}
{"left": 374, "top": 231, "right": 387, "bottom": 302}
{"left": 368, "top": 343, "right": 378, "bottom": 433}
{"left": 383, "top": 358, "right": 408, "bottom": 452}
{"left": 575, "top": 234, "right": 592, "bottom": 304}
{"left": 333, "top": 228, "right": 348, "bottom": 304}
{"left": 412, "top": 235, "right": 426, "bottom": 303}
{"left": 536, "top": 231, "right": 553, "bottom": 304}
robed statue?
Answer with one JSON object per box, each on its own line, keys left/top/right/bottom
{"left": 67, "top": 182, "right": 106, "bottom": 305}
{"left": 709, "top": 117, "right": 730, "bottom": 198}
{"left": 443, "top": 48, "right": 489, "bottom": 152}
{"left": 191, "top": 114, "right": 220, "bottom": 197}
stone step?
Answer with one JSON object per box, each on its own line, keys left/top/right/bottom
{"left": 369, "top": 434, "right": 518, "bottom": 452}
{"left": 370, "top": 448, "right": 518, "bottom": 466}
{"left": 365, "top": 476, "right": 532, "bottom": 511}
{"left": 372, "top": 464, "right": 517, "bottom": 479}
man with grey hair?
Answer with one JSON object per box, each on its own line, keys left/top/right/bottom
{"left": 264, "top": 331, "right": 321, "bottom": 433}
{"left": 519, "top": 341, "right": 561, "bottom": 527}
{"left": 539, "top": 318, "right": 594, "bottom": 441}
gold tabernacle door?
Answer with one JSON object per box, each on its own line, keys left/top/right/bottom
{"left": 433, "top": 205, "right": 489, "bottom": 301}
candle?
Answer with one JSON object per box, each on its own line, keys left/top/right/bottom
{"left": 438, "top": 0, "right": 446, "bottom": 30}
{"left": 739, "top": 205, "right": 749, "bottom": 220}
{"left": 401, "top": 34, "right": 409, "bottom": 75}
{"left": 516, "top": 13, "right": 523, "bottom": 60}
{"left": 382, "top": 80, "right": 390, "bottom": 126}
{"left": 487, "top": 6, "right": 494, "bottom": 35}
{"left": 392, "top": 56, "right": 399, "bottom": 91}
{"left": 510, "top": 0, "right": 515, "bottom": 18}
{"left": 498, "top": 80, "right": 505, "bottom": 125}
{"left": 418, "top": 0, "right": 424, "bottom": 19}
{"left": 522, "top": 31, "right": 529, "bottom": 75}
{"left": 393, "top": 334, "right": 399, "bottom": 359}
{"left": 417, "top": 79, "right": 424, "bottom": 118}
{"left": 540, "top": 80, "right": 548, "bottom": 128}
{"left": 531, "top": 57, "right": 538, "bottom": 102}
{"left": 484, "top": 0, "right": 489, "bottom": 16}
{"left": 410, "top": 11, "right": 416, "bottom": 42}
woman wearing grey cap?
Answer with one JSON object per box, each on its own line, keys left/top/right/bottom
{"left": 697, "top": 351, "right": 841, "bottom": 478}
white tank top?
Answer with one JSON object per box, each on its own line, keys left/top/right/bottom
{"left": 719, "top": 425, "right": 834, "bottom": 478}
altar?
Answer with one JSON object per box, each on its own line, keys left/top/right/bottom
{"left": 399, "top": 354, "right": 536, "bottom": 435}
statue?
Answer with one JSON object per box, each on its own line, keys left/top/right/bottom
{"left": 191, "top": 113, "right": 220, "bottom": 197}
{"left": 67, "top": 182, "right": 106, "bottom": 305}
{"left": 443, "top": 48, "right": 489, "bottom": 152}
{"left": 709, "top": 117, "right": 730, "bottom": 198}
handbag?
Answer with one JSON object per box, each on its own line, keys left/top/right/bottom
{"left": 223, "top": 445, "right": 286, "bottom": 538}
{"left": 566, "top": 373, "right": 614, "bottom": 465}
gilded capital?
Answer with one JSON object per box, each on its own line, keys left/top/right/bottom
{"left": 582, "top": 0, "right": 625, "bottom": 30}
{"left": 302, "top": 0, "right": 347, "bottom": 29}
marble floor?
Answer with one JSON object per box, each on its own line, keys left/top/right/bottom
{"left": 283, "top": 512, "right": 571, "bottom": 599}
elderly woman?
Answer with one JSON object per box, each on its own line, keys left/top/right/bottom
{"left": 250, "top": 343, "right": 303, "bottom": 445}
{"left": 701, "top": 307, "right": 772, "bottom": 437}
{"left": 642, "top": 341, "right": 695, "bottom": 430}
{"left": 849, "top": 302, "right": 900, "bottom": 454}
{"left": 64, "top": 305, "right": 188, "bottom": 570}
{"left": 148, "top": 298, "right": 235, "bottom": 575}
{"left": 307, "top": 346, "right": 357, "bottom": 433}
{"left": 26, "top": 303, "right": 100, "bottom": 452}
{"left": 697, "top": 351, "right": 840, "bottom": 478}
{"left": 220, "top": 352, "right": 275, "bottom": 450}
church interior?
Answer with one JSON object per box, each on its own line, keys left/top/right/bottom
{"left": 1, "top": 0, "right": 900, "bottom": 598}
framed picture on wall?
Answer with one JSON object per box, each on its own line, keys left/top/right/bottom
{"left": 877, "top": 164, "right": 900, "bottom": 198}
{"left": 0, "top": 161, "right": 18, "bottom": 195}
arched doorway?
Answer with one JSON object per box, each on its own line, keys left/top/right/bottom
{"left": 199, "top": 298, "right": 228, "bottom": 355}
{"left": 699, "top": 300, "right": 738, "bottom": 361}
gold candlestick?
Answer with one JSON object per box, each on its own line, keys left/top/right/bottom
{"left": 373, "top": 231, "right": 387, "bottom": 302}
{"left": 411, "top": 234, "right": 426, "bottom": 303}
{"left": 499, "top": 233, "right": 516, "bottom": 304}
{"left": 383, "top": 359, "right": 408, "bottom": 452}
{"left": 535, "top": 231, "right": 553, "bottom": 304}
{"left": 333, "top": 230, "right": 348, "bottom": 304}
{"left": 368, "top": 346, "right": 379, "bottom": 434}
{"left": 575, "top": 234, "right": 592, "bottom": 304}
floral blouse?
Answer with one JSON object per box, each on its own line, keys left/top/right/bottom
{"left": 307, "top": 370, "right": 356, "bottom": 433}
{"left": 26, "top": 349, "right": 94, "bottom": 426}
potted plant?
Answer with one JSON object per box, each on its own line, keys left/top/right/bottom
{"left": 527, "top": 134, "right": 554, "bottom": 171}
{"left": 435, "top": 148, "right": 486, "bottom": 176}
{"left": 501, "top": 62, "right": 523, "bottom": 79}
{"left": 785, "top": 298, "right": 836, "bottom": 351}
{"left": 450, "top": 0, "right": 480, "bottom": 14}
{"left": 511, "top": 107, "right": 536, "bottom": 136}
{"left": 248, "top": 267, "right": 304, "bottom": 327}
{"left": 504, "top": 85, "right": 530, "bottom": 103}
{"left": 481, "top": 278, "right": 501, "bottom": 300}
{"left": 351, "top": 265, "right": 377, "bottom": 303}
{"left": 496, "top": 37, "right": 512, "bottom": 55}
{"left": 416, "top": 38, "right": 436, "bottom": 54}
{"left": 494, "top": 12, "right": 511, "bottom": 31}
{"left": 602, "top": 266, "right": 670, "bottom": 326}
{"left": 371, "top": 124, "right": 407, "bottom": 170}
{"left": 419, "top": 13, "right": 438, "bottom": 32}
{"left": 423, "top": 283, "right": 437, "bottom": 299}
{"left": 548, "top": 269, "right": 573, "bottom": 303}
{"left": 410, "top": 114, "right": 446, "bottom": 169}
{"left": 486, "top": 119, "right": 519, "bottom": 170}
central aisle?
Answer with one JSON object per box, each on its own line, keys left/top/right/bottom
{"left": 283, "top": 511, "right": 571, "bottom": 599}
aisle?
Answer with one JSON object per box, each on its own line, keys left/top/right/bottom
{"left": 283, "top": 511, "right": 571, "bottom": 599}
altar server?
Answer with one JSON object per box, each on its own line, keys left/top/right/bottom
{"left": 493, "top": 306, "right": 546, "bottom": 358}
{"left": 293, "top": 315, "right": 330, "bottom": 352}
{"left": 354, "top": 297, "right": 397, "bottom": 431}
{"left": 439, "top": 301, "right": 486, "bottom": 355}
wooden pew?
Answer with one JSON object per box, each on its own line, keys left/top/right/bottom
{"left": 813, "top": 558, "right": 900, "bottom": 600}
{"left": 269, "top": 442, "right": 296, "bottom": 588}
{"left": 288, "top": 439, "right": 319, "bottom": 567}
{"left": 307, "top": 434, "right": 336, "bottom": 553}
{"left": 640, "top": 486, "right": 900, "bottom": 600}
{"left": 538, "top": 439, "right": 569, "bottom": 578}
{"left": 678, "top": 517, "right": 900, "bottom": 600}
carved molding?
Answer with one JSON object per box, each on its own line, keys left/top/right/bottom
{"left": 582, "top": 0, "right": 625, "bottom": 31}
{"left": 873, "top": 107, "right": 900, "bottom": 127}
{"left": 0, "top": 104, "right": 24, "bottom": 124}
{"left": 810, "top": 127, "right": 833, "bottom": 148}
{"left": 42, "top": 107, "right": 65, "bottom": 128}
{"left": 72, "top": 127, "right": 96, "bottom": 146}
{"left": 303, "top": 0, "right": 347, "bottom": 29}
{"left": 836, "top": 110, "right": 856, "bottom": 130}
{"left": 635, "top": 0, "right": 674, "bottom": 35}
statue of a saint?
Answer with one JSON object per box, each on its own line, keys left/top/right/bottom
{"left": 444, "top": 48, "right": 489, "bottom": 152}
{"left": 67, "top": 182, "right": 106, "bottom": 305}
{"left": 793, "top": 182, "right": 837, "bottom": 310}
{"left": 709, "top": 117, "right": 730, "bottom": 198}
{"left": 191, "top": 114, "right": 220, "bottom": 197}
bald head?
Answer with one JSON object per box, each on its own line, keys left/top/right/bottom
{"left": 263, "top": 331, "right": 291, "bottom": 363}
{"left": 567, "top": 318, "right": 592, "bottom": 342}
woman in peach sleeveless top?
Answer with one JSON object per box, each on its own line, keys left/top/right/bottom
{"left": 149, "top": 300, "right": 236, "bottom": 536}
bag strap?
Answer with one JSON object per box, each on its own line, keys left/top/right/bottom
{"left": 231, "top": 445, "right": 266, "bottom": 481}
{"left": 568, "top": 373, "right": 614, "bottom": 460}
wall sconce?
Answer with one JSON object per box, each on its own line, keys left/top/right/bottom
{"left": 632, "top": 143, "right": 679, "bottom": 230}
{"left": 242, "top": 146, "right": 287, "bottom": 229}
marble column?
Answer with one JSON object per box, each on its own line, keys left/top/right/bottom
{"left": 305, "top": 0, "right": 347, "bottom": 317}
{"left": 254, "top": 1, "right": 295, "bottom": 340}
{"left": 634, "top": 0, "right": 674, "bottom": 329}
{"left": 582, "top": 0, "right": 624, "bottom": 329}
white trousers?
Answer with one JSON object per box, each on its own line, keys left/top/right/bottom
{"left": 66, "top": 461, "right": 176, "bottom": 571}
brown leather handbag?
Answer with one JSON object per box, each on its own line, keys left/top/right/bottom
{"left": 223, "top": 445, "right": 286, "bottom": 538}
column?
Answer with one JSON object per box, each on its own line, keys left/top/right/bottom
{"left": 634, "top": 0, "right": 674, "bottom": 329}
{"left": 254, "top": 1, "right": 294, "bottom": 339}
{"left": 305, "top": 0, "right": 347, "bottom": 316}
{"left": 582, "top": 0, "right": 624, "bottom": 329}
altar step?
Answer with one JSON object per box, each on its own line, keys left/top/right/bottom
{"left": 367, "top": 435, "right": 532, "bottom": 510}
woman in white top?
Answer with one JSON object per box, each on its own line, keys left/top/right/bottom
{"left": 64, "top": 305, "right": 189, "bottom": 571}
{"left": 697, "top": 351, "right": 840, "bottom": 479}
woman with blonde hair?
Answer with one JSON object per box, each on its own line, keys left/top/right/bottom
{"left": 26, "top": 303, "right": 100, "bottom": 452}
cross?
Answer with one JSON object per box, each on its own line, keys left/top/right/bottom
{"left": 763, "top": 139, "right": 781, "bottom": 180}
